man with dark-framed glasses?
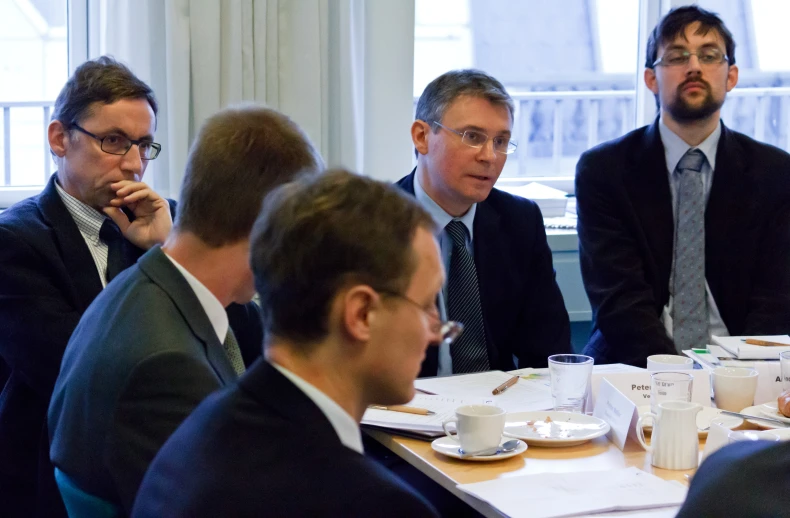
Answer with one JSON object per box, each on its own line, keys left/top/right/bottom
{"left": 576, "top": 5, "right": 790, "bottom": 367}
{"left": 397, "top": 69, "right": 571, "bottom": 379}
{"left": 0, "top": 56, "right": 177, "bottom": 518}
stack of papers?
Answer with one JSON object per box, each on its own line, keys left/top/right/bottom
{"left": 457, "top": 467, "right": 686, "bottom": 518}
{"left": 499, "top": 182, "right": 569, "bottom": 218}
{"left": 361, "top": 394, "right": 471, "bottom": 438}
{"left": 713, "top": 335, "right": 790, "bottom": 360}
{"left": 415, "top": 370, "right": 554, "bottom": 413}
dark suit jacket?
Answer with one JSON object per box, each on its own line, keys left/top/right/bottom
{"left": 47, "top": 246, "right": 260, "bottom": 514}
{"left": 576, "top": 120, "right": 790, "bottom": 366}
{"left": 397, "top": 171, "right": 571, "bottom": 376}
{"left": 132, "top": 359, "right": 439, "bottom": 518}
{"left": 676, "top": 440, "right": 790, "bottom": 517}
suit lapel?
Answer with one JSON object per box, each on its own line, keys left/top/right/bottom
{"left": 138, "top": 247, "right": 238, "bottom": 385}
{"left": 705, "top": 124, "right": 750, "bottom": 297}
{"left": 624, "top": 121, "right": 674, "bottom": 283}
{"left": 37, "top": 174, "right": 104, "bottom": 311}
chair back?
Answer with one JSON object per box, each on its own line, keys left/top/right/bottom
{"left": 54, "top": 467, "right": 122, "bottom": 518}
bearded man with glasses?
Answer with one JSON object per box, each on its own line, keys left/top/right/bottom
{"left": 576, "top": 5, "right": 790, "bottom": 368}
{"left": 397, "top": 69, "right": 571, "bottom": 379}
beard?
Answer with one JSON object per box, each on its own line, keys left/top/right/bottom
{"left": 664, "top": 78, "right": 724, "bottom": 122}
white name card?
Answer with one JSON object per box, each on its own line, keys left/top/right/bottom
{"left": 593, "top": 379, "right": 638, "bottom": 450}
{"left": 590, "top": 370, "right": 712, "bottom": 408}
{"left": 754, "top": 362, "right": 783, "bottom": 405}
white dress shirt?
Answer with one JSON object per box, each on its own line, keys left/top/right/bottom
{"left": 164, "top": 253, "right": 228, "bottom": 344}
{"left": 658, "top": 118, "right": 729, "bottom": 348}
{"left": 271, "top": 363, "right": 364, "bottom": 454}
{"left": 413, "top": 173, "right": 476, "bottom": 376}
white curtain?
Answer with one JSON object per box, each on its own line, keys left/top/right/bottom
{"left": 90, "top": 0, "right": 412, "bottom": 199}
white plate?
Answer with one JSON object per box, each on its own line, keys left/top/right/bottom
{"left": 637, "top": 405, "right": 743, "bottom": 438}
{"left": 741, "top": 405, "right": 786, "bottom": 429}
{"left": 502, "top": 411, "right": 610, "bottom": 447}
{"left": 759, "top": 403, "right": 790, "bottom": 423}
{"left": 430, "top": 436, "right": 527, "bottom": 461}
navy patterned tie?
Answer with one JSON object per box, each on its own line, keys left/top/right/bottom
{"left": 99, "top": 219, "right": 124, "bottom": 282}
{"left": 672, "top": 149, "right": 708, "bottom": 351}
{"left": 445, "top": 220, "right": 490, "bottom": 373}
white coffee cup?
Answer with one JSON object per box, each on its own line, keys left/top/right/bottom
{"left": 712, "top": 367, "right": 758, "bottom": 412}
{"left": 647, "top": 354, "right": 694, "bottom": 372}
{"left": 636, "top": 401, "right": 701, "bottom": 470}
{"left": 442, "top": 405, "right": 505, "bottom": 453}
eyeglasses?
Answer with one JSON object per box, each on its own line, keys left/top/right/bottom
{"left": 653, "top": 48, "right": 729, "bottom": 68}
{"left": 70, "top": 124, "right": 162, "bottom": 160}
{"left": 432, "top": 121, "right": 517, "bottom": 155}
{"left": 378, "top": 289, "right": 464, "bottom": 347}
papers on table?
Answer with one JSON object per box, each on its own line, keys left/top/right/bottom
{"left": 457, "top": 467, "right": 687, "bottom": 518}
{"left": 415, "top": 370, "right": 554, "bottom": 413}
{"left": 713, "top": 335, "right": 790, "bottom": 360}
{"left": 499, "top": 182, "right": 569, "bottom": 217}
{"left": 361, "top": 394, "right": 471, "bottom": 437}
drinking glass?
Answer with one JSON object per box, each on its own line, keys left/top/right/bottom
{"left": 780, "top": 351, "right": 790, "bottom": 391}
{"left": 650, "top": 372, "right": 693, "bottom": 413}
{"left": 548, "top": 354, "right": 594, "bottom": 413}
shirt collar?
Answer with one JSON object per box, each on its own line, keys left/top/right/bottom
{"left": 414, "top": 172, "right": 476, "bottom": 240}
{"left": 270, "top": 362, "right": 364, "bottom": 454}
{"left": 54, "top": 178, "right": 107, "bottom": 244}
{"left": 659, "top": 117, "right": 721, "bottom": 173}
{"left": 164, "top": 253, "right": 228, "bottom": 344}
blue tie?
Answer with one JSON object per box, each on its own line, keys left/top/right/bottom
{"left": 445, "top": 220, "right": 490, "bottom": 373}
{"left": 672, "top": 149, "right": 708, "bottom": 351}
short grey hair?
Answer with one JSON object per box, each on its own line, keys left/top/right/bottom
{"left": 415, "top": 69, "right": 514, "bottom": 127}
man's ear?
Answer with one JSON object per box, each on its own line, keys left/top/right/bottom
{"left": 411, "top": 120, "right": 431, "bottom": 156}
{"left": 48, "top": 120, "right": 69, "bottom": 158}
{"left": 726, "top": 64, "right": 739, "bottom": 92}
{"left": 644, "top": 68, "right": 659, "bottom": 95}
{"left": 341, "top": 285, "right": 378, "bottom": 343}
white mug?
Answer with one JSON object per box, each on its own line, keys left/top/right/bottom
{"left": 712, "top": 367, "right": 758, "bottom": 412}
{"left": 646, "top": 354, "right": 694, "bottom": 372}
{"left": 636, "top": 401, "right": 701, "bottom": 470}
{"left": 442, "top": 405, "right": 505, "bottom": 453}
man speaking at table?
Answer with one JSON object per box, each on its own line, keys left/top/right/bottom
{"left": 132, "top": 170, "right": 441, "bottom": 517}
{"left": 399, "top": 69, "right": 571, "bottom": 377}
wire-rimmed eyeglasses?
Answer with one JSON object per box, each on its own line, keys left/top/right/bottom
{"left": 378, "top": 290, "right": 464, "bottom": 347}
{"left": 70, "top": 123, "right": 162, "bottom": 160}
{"left": 653, "top": 48, "right": 729, "bottom": 68}
{"left": 432, "top": 121, "right": 517, "bottom": 155}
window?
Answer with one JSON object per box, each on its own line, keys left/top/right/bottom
{"left": 415, "top": 0, "right": 790, "bottom": 193}
{"left": 0, "top": 0, "right": 85, "bottom": 208}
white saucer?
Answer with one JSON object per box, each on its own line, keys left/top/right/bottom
{"left": 637, "top": 405, "right": 743, "bottom": 438}
{"left": 764, "top": 428, "right": 790, "bottom": 441}
{"left": 430, "top": 436, "right": 527, "bottom": 461}
{"left": 759, "top": 403, "right": 790, "bottom": 423}
{"left": 741, "top": 405, "right": 785, "bottom": 429}
{"left": 502, "top": 411, "right": 609, "bottom": 447}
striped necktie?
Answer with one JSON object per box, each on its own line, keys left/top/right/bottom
{"left": 672, "top": 148, "right": 708, "bottom": 351}
{"left": 445, "top": 220, "right": 490, "bottom": 373}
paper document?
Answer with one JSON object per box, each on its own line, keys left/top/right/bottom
{"left": 457, "top": 467, "right": 687, "bottom": 518}
{"left": 713, "top": 335, "right": 790, "bottom": 360}
{"left": 361, "top": 394, "right": 471, "bottom": 433}
{"left": 415, "top": 370, "right": 554, "bottom": 413}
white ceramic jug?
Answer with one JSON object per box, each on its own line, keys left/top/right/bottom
{"left": 636, "top": 401, "right": 701, "bottom": 470}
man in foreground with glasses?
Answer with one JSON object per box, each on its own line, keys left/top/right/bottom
{"left": 0, "top": 56, "right": 178, "bottom": 517}
{"left": 576, "top": 5, "right": 790, "bottom": 367}
{"left": 132, "top": 170, "right": 441, "bottom": 517}
{"left": 48, "top": 105, "right": 321, "bottom": 514}
{"left": 398, "top": 69, "right": 571, "bottom": 379}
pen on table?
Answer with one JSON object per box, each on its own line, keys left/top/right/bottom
{"left": 743, "top": 338, "right": 790, "bottom": 347}
{"left": 492, "top": 375, "right": 519, "bottom": 395}
{"left": 368, "top": 405, "right": 435, "bottom": 416}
